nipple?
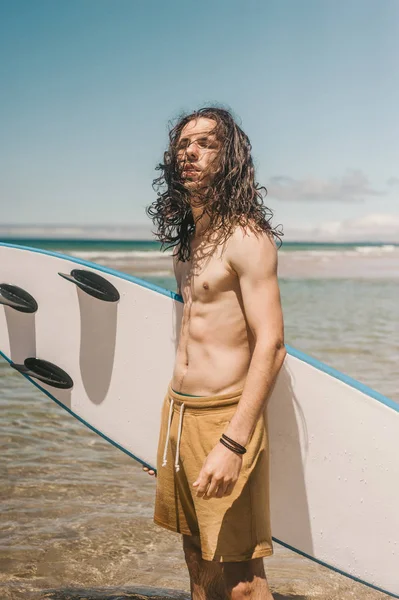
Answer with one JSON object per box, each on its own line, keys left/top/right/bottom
{"left": 203, "top": 282, "right": 209, "bottom": 290}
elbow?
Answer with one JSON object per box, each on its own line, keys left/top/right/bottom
{"left": 275, "top": 340, "right": 287, "bottom": 370}
{"left": 256, "top": 337, "right": 287, "bottom": 368}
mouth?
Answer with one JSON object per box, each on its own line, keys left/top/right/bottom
{"left": 182, "top": 165, "right": 200, "bottom": 173}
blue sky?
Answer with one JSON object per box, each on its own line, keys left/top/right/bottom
{"left": 1, "top": 0, "right": 398, "bottom": 240}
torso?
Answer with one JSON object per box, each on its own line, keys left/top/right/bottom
{"left": 171, "top": 233, "right": 254, "bottom": 395}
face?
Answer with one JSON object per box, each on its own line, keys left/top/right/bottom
{"left": 176, "top": 117, "right": 222, "bottom": 191}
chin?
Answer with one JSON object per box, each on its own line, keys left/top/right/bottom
{"left": 184, "top": 179, "right": 201, "bottom": 189}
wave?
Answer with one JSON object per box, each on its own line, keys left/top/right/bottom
{"left": 284, "top": 245, "right": 399, "bottom": 260}
{"left": 61, "top": 245, "right": 398, "bottom": 265}
{"left": 354, "top": 245, "right": 396, "bottom": 254}
{"left": 66, "top": 250, "right": 173, "bottom": 261}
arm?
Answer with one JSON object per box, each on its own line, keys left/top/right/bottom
{"left": 193, "top": 228, "right": 286, "bottom": 498}
{"left": 223, "top": 228, "right": 286, "bottom": 446}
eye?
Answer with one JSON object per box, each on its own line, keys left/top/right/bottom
{"left": 198, "top": 139, "right": 209, "bottom": 147}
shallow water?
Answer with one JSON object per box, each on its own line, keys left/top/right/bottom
{"left": 1, "top": 247, "right": 398, "bottom": 599}
{"left": 0, "top": 366, "right": 393, "bottom": 599}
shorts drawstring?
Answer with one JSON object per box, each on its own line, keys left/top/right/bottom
{"left": 161, "top": 398, "right": 185, "bottom": 472}
{"left": 174, "top": 403, "right": 185, "bottom": 473}
{"left": 161, "top": 398, "right": 174, "bottom": 467}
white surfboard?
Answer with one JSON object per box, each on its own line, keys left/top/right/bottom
{"left": 0, "top": 242, "right": 398, "bottom": 598}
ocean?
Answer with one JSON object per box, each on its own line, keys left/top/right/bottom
{"left": 1, "top": 238, "right": 398, "bottom": 599}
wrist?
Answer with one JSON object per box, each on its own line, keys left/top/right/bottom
{"left": 219, "top": 439, "right": 244, "bottom": 457}
{"left": 219, "top": 433, "right": 246, "bottom": 455}
{"left": 223, "top": 428, "right": 249, "bottom": 448}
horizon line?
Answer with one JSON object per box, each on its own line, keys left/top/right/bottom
{"left": 0, "top": 236, "right": 398, "bottom": 246}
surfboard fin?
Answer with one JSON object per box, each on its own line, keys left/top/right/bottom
{"left": 0, "top": 283, "right": 38, "bottom": 313}
{"left": 10, "top": 358, "right": 74, "bottom": 389}
{"left": 58, "top": 269, "right": 120, "bottom": 302}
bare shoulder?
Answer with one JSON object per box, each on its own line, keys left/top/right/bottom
{"left": 225, "top": 224, "right": 277, "bottom": 276}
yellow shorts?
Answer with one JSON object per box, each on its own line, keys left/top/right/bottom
{"left": 154, "top": 383, "right": 273, "bottom": 562}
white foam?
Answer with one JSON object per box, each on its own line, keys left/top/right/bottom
{"left": 67, "top": 250, "right": 173, "bottom": 261}
{"left": 355, "top": 245, "right": 397, "bottom": 255}
{"left": 283, "top": 246, "right": 399, "bottom": 261}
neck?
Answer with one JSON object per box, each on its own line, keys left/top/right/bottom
{"left": 192, "top": 210, "right": 210, "bottom": 238}
{"left": 189, "top": 192, "right": 211, "bottom": 239}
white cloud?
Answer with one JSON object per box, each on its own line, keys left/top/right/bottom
{"left": 267, "top": 169, "right": 385, "bottom": 202}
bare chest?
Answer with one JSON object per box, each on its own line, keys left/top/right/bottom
{"left": 177, "top": 246, "right": 236, "bottom": 304}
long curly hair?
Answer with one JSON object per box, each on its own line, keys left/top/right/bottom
{"left": 146, "top": 106, "right": 283, "bottom": 262}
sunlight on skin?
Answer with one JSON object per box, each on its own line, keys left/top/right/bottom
{"left": 143, "top": 118, "right": 219, "bottom": 484}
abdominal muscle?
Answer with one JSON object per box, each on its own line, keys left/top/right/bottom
{"left": 171, "top": 270, "right": 253, "bottom": 396}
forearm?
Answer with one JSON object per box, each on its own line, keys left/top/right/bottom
{"left": 224, "top": 341, "right": 286, "bottom": 447}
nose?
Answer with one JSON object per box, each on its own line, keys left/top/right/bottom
{"left": 185, "top": 140, "right": 199, "bottom": 160}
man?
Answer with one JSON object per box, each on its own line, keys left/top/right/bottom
{"left": 145, "top": 107, "right": 286, "bottom": 600}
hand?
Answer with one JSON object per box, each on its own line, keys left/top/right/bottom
{"left": 193, "top": 442, "right": 242, "bottom": 499}
{"left": 143, "top": 466, "right": 156, "bottom": 477}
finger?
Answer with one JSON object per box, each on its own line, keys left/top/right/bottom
{"left": 205, "top": 478, "right": 219, "bottom": 499}
{"left": 193, "top": 470, "right": 206, "bottom": 489}
{"left": 224, "top": 481, "right": 235, "bottom": 496}
{"left": 193, "top": 473, "right": 203, "bottom": 487}
{"left": 215, "top": 479, "right": 231, "bottom": 498}
{"left": 143, "top": 466, "right": 156, "bottom": 476}
{"left": 196, "top": 484, "right": 209, "bottom": 497}
{"left": 194, "top": 475, "right": 211, "bottom": 497}
{"left": 216, "top": 484, "right": 226, "bottom": 498}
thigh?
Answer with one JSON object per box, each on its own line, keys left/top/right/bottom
{"left": 183, "top": 408, "right": 272, "bottom": 562}
{"left": 154, "top": 395, "right": 198, "bottom": 535}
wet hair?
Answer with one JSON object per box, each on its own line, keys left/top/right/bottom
{"left": 146, "top": 106, "right": 283, "bottom": 262}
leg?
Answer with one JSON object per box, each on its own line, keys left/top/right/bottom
{"left": 223, "top": 558, "right": 274, "bottom": 600}
{"left": 183, "top": 534, "right": 226, "bottom": 600}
